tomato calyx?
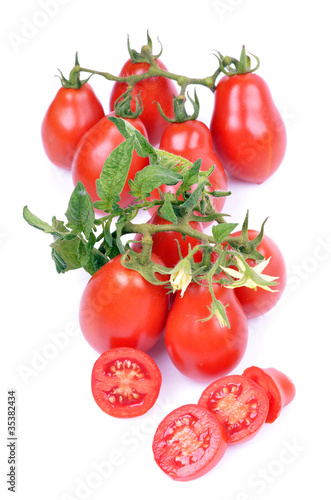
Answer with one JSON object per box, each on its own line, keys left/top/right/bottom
{"left": 155, "top": 89, "right": 200, "bottom": 124}
{"left": 127, "top": 30, "right": 163, "bottom": 64}
{"left": 215, "top": 45, "right": 260, "bottom": 77}
{"left": 57, "top": 52, "right": 91, "bottom": 90}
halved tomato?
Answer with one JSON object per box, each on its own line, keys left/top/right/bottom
{"left": 242, "top": 366, "right": 296, "bottom": 423}
{"left": 152, "top": 404, "right": 228, "bottom": 481}
{"left": 91, "top": 347, "right": 162, "bottom": 418}
{"left": 198, "top": 374, "right": 269, "bottom": 443}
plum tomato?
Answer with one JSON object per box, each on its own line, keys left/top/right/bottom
{"left": 149, "top": 120, "right": 228, "bottom": 220}
{"left": 210, "top": 73, "right": 287, "bottom": 184}
{"left": 198, "top": 374, "right": 269, "bottom": 443}
{"left": 131, "top": 212, "right": 203, "bottom": 269}
{"left": 109, "top": 58, "right": 177, "bottom": 146}
{"left": 79, "top": 254, "right": 169, "bottom": 354}
{"left": 91, "top": 347, "right": 162, "bottom": 418}
{"left": 71, "top": 112, "right": 149, "bottom": 209}
{"left": 164, "top": 284, "right": 248, "bottom": 382}
{"left": 242, "top": 366, "right": 296, "bottom": 423}
{"left": 230, "top": 229, "right": 287, "bottom": 319}
{"left": 152, "top": 403, "right": 228, "bottom": 480}
{"left": 41, "top": 83, "right": 104, "bottom": 169}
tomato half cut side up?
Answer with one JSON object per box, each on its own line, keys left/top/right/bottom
{"left": 242, "top": 366, "right": 296, "bottom": 423}
{"left": 152, "top": 404, "right": 228, "bottom": 481}
{"left": 198, "top": 375, "right": 269, "bottom": 444}
{"left": 91, "top": 347, "right": 162, "bottom": 418}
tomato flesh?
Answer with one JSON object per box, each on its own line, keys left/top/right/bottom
{"left": 152, "top": 404, "right": 228, "bottom": 480}
{"left": 242, "top": 366, "right": 296, "bottom": 423}
{"left": 91, "top": 347, "right": 162, "bottom": 418}
{"left": 198, "top": 375, "right": 269, "bottom": 443}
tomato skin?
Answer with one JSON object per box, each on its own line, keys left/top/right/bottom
{"left": 149, "top": 120, "right": 228, "bottom": 219}
{"left": 109, "top": 59, "right": 177, "bottom": 146}
{"left": 79, "top": 254, "right": 169, "bottom": 354}
{"left": 231, "top": 229, "right": 286, "bottom": 319}
{"left": 164, "top": 283, "right": 248, "bottom": 381}
{"left": 242, "top": 366, "right": 296, "bottom": 423}
{"left": 91, "top": 347, "right": 162, "bottom": 418}
{"left": 198, "top": 374, "right": 270, "bottom": 443}
{"left": 41, "top": 83, "right": 104, "bottom": 169}
{"left": 210, "top": 73, "right": 287, "bottom": 183}
{"left": 152, "top": 403, "right": 228, "bottom": 481}
{"left": 71, "top": 113, "right": 148, "bottom": 208}
{"left": 132, "top": 212, "right": 203, "bottom": 268}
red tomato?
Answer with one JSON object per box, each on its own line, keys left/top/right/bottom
{"left": 109, "top": 59, "right": 177, "bottom": 146}
{"left": 131, "top": 212, "right": 203, "bottom": 268}
{"left": 152, "top": 403, "right": 228, "bottom": 480}
{"left": 91, "top": 347, "right": 162, "bottom": 418}
{"left": 149, "top": 120, "right": 228, "bottom": 219}
{"left": 242, "top": 366, "right": 296, "bottom": 423}
{"left": 41, "top": 83, "right": 104, "bottom": 169}
{"left": 71, "top": 113, "right": 149, "bottom": 209}
{"left": 210, "top": 73, "right": 287, "bottom": 183}
{"left": 164, "top": 283, "right": 248, "bottom": 381}
{"left": 79, "top": 254, "right": 169, "bottom": 354}
{"left": 230, "top": 229, "right": 286, "bottom": 319}
{"left": 198, "top": 374, "right": 269, "bottom": 443}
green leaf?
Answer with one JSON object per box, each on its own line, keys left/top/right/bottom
{"left": 177, "top": 159, "right": 201, "bottom": 195}
{"left": 23, "top": 206, "right": 69, "bottom": 236}
{"left": 77, "top": 239, "right": 108, "bottom": 275}
{"left": 212, "top": 223, "right": 238, "bottom": 244}
{"left": 129, "top": 165, "right": 183, "bottom": 199}
{"left": 50, "top": 236, "right": 82, "bottom": 273}
{"left": 179, "top": 181, "right": 207, "bottom": 212}
{"left": 159, "top": 193, "right": 178, "bottom": 224}
{"left": 107, "top": 116, "right": 157, "bottom": 163}
{"left": 94, "top": 136, "right": 135, "bottom": 212}
{"left": 65, "top": 182, "right": 95, "bottom": 238}
{"left": 51, "top": 248, "right": 68, "bottom": 274}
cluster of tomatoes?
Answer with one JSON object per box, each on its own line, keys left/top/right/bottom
{"left": 39, "top": 38, "right": 294, "bottom": 481}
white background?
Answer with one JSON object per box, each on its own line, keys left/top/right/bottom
{"left": 1, "top": 1, "right": 330, "bottom": 499}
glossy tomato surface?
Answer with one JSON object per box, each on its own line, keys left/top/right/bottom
{"left": 109, "top": 59, "right": 177, "bottom": 146}
{"left": 231, "top": 229, "right": 287, "bottom": 319}
{"left": 165, "top": 284, "right": 248, "bottom": 381}
{"left": 152, "top": 404, "right": 228, "bottom": 480}
{"left": 210, "top": 73, "right": 287, "bottom": 183}
{"left": 71, "top": 113, "right": 148, "bottom": 208}
{"left": 242, "top": 366, "right": 296, "bottom": 423}
{"left": 41, "top": 83, "right": 104, "bottom": 169}
{"left": 132, "top": 212, "right": 203, "bottom": 269}
{"left": 79, "top": 254, "right": 169, "bottom": 354}
{"left": 149, "top": 120, "right": 228, "bottom": 219}
{"left": 198, "top": 374, "right": 269, "bottom": 443}
{"left": 91, "top": 347, "right": 162, "bottom": 418}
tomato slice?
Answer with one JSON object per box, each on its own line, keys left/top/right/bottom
{"left": 242, "top": 366, "right": 296, "bottom": 423}
{"left": 152, "top": 404, "right": 228, "bottom": 481}
{"left": 198, "top": 375, "right": 269, "bottom": 444}
{"left": 91, "top": 347, "right": 162, "bottom": 418}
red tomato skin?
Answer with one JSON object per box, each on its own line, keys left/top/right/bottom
{"left": 79, "top": 254, "right": 169, "bottom": 354}
{"left": 91, "top": 347, "right": 162, "bottom": 418}
{"left": 71, "top": 113, "right": 148, "bottom": 208}
{"left": 41, "top": 83, "right": 104, "bottom": 169}
{"left": 149, "top": 120, "right": 227, "bottom": 218}
{"left": 132, "top": 212, "right": 203, "bottom": 269}
{"left": 210, "top": 74, "right": 287, "bottom": 183}
{"left": 231, "top": 229, "right": 287, "bottom": 319}
{"left": 109, "top": 59, "right": 177, "bottom": 146}
{"left": 165, "top": 284, "right": 248, "bottom": 382}
{"left": 242, "top": 366, "right": 296, "bottom": 423}
{"left": 198, "top": 374, "right": 270, "bottom": 443}
{"left": 152, "top": 404, "right": 228, "bottom": 481}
